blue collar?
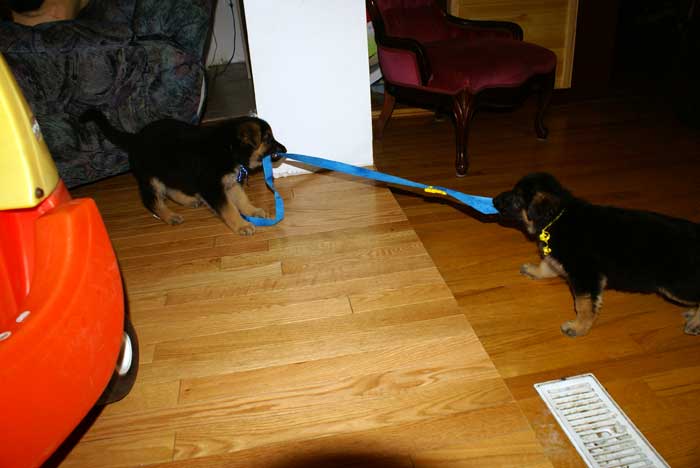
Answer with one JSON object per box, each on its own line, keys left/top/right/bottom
{"left": 236, "top": 165, "right": 249, "bottom": 184}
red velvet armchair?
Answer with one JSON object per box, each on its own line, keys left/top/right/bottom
{"left": 367, "top": 0, "right": 557, "bottom": 176}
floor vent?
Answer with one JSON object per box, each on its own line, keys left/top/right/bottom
{"left": 534, "top": 373, "right": 668, "bottom": 468}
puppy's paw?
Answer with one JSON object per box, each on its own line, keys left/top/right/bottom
{"left": 683, "top": 310, "right": 700, "bottom": 335}
{"left": 237, "top": 222, "right": 256, "bottom": 236}
{"left": 189, "top": 199, "right": 204, "bottom": 208}
{"left": 520, "top": 263, "right": 539, "bottom": 279}
{"left": 560, "top": 320, "right": 590, "bottom": 338}
{"left": 166, "top": 214, "right": 184, "bottom": 225}
{"left": 250, "top": 207, "right": 267, "bottom": 218}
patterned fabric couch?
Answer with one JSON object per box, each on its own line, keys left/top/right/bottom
{"left": 0, "top": 0, "right": 214, "bottom": 187}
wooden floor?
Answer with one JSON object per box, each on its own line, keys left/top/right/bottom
{"left": 64, "top": 156, "right": 549, "bottom": 466}
{"left": 60, "top": 95, "right": 700, "bottom": 468}
{"left": 373, "top": 96, "right": 700, "bottom": 467}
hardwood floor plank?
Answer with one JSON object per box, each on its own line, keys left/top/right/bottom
{"left": 349, "top": 280, "right": 454, "bottom": 313}
{"left": 177, "top": 334, "right": 493, "bottom": 405}
{"left": 116, "top": 236, "right": 216, "bottom": 261}
{"left": 125, "top": 259, "right": 282, "bottom": 295}
{"left": 644, "top": 366, "right": 700, "bottom": 398}
{"left": 171, "top": 377, "right": 511, "bottom": 461}
{"left": 151, "top": 304, "right": 462, "bottom": 358}
{"left": 142, "top": 403, "right": 539, "bottom": 468}
{"left": 134, "top": 297, "right": 353, "bottom": 345}
{"left": 280, "top": 241, "right": 427, "bottom": 275}
{"left": 89, "top": 350, "right": 510, "bottom": 444}
{"left": 100, "top": 380, "right": 181, "bottom": 416}
{"left": 267, "top": 220, "right": 417, "bottom": 254}
{"left": 163, "top": 261, "right": 439, "bottom": 306}
{"left": 85, "top": 331, "right": 500, "bottom": 443}
{"left": 138, "top": 313, "right": 472, "bottom": 384}
{"left": 412, "top": 430, "right": 554, "bottom": 468}
{"left": 118, "top": 240, "right": 269, "bottom": 270}
{"left": 60, "top": 433, "right": 176, "bottom": 468}
{"left": 136, "top": 268, "right": 437, "bottom": 318}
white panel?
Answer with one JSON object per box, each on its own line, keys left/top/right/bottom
{"left": 243, "top": 0, "right": 373, "bottom": 176}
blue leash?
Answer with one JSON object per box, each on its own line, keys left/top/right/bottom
{"left": 242, "top": 153, "right": 497, "bottom": 226}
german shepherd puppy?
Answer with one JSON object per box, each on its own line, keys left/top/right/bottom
{"left": 494, "top": 172, "right": 700, "bottom": 337}
{"left": 81, "top": 110, "right": 286, "bottom": 236}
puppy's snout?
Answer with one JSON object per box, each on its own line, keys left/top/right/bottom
{"left": 269, "top": 142, "right": 287, "bottom": 168}
{"left": 269, "top": 141, "right": 286, "bottom": 160}
{"left": 493, "top": 192, "right": 510, "bottom": 214}
{"left": 493, "top": 190, "right": 522, "bottom": 219}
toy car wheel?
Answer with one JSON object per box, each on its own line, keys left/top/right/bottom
{"left": 96, "top": 309, "right": 139, "bottom": 405}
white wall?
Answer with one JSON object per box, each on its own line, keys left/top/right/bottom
{"left": 242, "top": 0, "right": 373, "bottom": 176}
{"left": 206, "top": 0, "right": 247, "bottom": 66}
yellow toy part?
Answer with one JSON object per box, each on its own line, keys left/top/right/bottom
{"left": 0, "top": 53, "right": 59, "bottom": 210}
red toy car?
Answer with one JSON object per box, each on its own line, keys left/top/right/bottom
{"left": 0, "top": 54, "right": 138, "bottom": 468}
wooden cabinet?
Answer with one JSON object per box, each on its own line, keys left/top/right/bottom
{"left": 449, "top": 0, "right": 579, "bottom": 88}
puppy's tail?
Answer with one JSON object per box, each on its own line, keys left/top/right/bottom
{"left": 80, "top": 109, "right": 134, "bottom": 149}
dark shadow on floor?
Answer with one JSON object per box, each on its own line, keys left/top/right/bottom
{"left": 269, "top": 452, "right": 415, "bottom": 468}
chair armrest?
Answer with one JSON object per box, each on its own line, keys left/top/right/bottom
{"left": 444, "top": 14, "right": 524, "bottom": 40}
{"left": 377, "top": 35, "right": 432, "bottom": 85}
{"left": 366, "top": 0, "right": 432, "bottom": 85}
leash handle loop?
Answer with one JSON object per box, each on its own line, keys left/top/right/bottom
{"left": 241, "top": 155, "right": 284, "bottom": 226}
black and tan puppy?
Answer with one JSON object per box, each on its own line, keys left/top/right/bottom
{"left": 81, "top": 110, "right": 286, "bottom": 236}
{"left": 494, "top": 172, "right": 700, "bottom": 337}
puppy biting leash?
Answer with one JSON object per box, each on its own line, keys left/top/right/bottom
{"left": 242, "top": 153, "right": 498, "bottom": 226}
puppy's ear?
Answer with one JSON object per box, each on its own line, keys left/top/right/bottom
{"left": 237, "top": 122, "right": 261, "bottom": 148}
{"left": 527, "top": 192, "right": 561, "bottom": 224}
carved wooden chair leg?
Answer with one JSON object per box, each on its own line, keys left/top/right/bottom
{"left": 374, "top": 89, "right": 396, "bottom": 139}
{"left": 535, "top": 70, "right": 555, "bottom": 140}
{"left": 452, "top": 89, "right": 476, "bottom": 177}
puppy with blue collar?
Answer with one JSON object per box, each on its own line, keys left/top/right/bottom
{"left": 81, "top": 110, "right": 286, "bottom": 236}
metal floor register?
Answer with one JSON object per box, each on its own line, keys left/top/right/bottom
{"left": 534, "top": 373, "right": 669, "bottom": 468}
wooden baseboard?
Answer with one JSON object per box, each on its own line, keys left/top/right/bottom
{"left": 370, "top": 106, "right": 434, "bottom": 120}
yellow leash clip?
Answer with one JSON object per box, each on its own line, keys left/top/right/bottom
{"left": 424, "top": 186, "right": 447, "bottom": 196}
